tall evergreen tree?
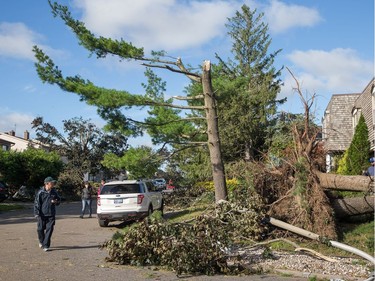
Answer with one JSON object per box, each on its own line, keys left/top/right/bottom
{"left": 214, "top": 5, "right": 285, "bottom": 161}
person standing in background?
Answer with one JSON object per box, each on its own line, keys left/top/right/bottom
{"left": 101, "top": 179, "right": 105, "bottom": 189}
{"left": 80, "top": 181, "right": 93, "bottom": 218}
{"left": 364, "top": 157, "right": 375, "bottom": 176}
{"left": 34, "top": 176, "right": 61, "bottom": 252}
{"left": 98, "top": 178, "right": 105, "bottom": 195}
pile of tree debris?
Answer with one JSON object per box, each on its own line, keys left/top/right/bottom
{"left": 101, "top": 190, "right": 269, "bottom": 276}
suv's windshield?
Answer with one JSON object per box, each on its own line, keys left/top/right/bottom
{"left": 101, "top": 183, "right": 141, "bottom": 194}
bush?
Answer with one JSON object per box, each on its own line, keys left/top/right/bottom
{"left": 337, "top": 114, "right": 370, "bottom": 175}
{"left": 193, "top": 178, "right": 240, "bottom": 193}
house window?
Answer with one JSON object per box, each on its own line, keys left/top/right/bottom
{"left": 352, "top": 108, "right": 361, "bottom": 129}
{"left": 1, "top": 144, "right": 10, "bottom": 151}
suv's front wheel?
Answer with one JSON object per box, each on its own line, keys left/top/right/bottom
{"left": 98, "top": 219, "right": 109, "bottom": 227}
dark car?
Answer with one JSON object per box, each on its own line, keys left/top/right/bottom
{"left": 0, "top": 181, "right": 9, "bottom": 202}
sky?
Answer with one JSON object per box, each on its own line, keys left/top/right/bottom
{"left": 0, "top": 0, "right": 374, "bottom": 147}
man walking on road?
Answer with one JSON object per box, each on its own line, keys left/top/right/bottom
{"left": 34, "top": 176, "right": 61, "bottom": 252}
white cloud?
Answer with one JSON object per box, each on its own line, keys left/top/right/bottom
{"left": 265, "top": 0, "right": 322, "bottom": 34}
{"left": 23, "top": 85, "right": 37, "bottom": 93}
{"left": 0, "top": 110, "right": 35, "bottom": 136}
{"left": 279, "top": 48, "right": 373, "bottom": 117}
{"left": 285, "top": 48, "right": 373, "bottom": 92}
{"left": 73, "top": 0, "right": 240, "bottom": 51}
{"left": 0, "top": 22, "right": 41, "bottom": 60}
{"left": 0, "top": 22, "right": 68, "bottom": 62}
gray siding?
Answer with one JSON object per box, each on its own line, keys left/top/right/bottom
{"left": 353, "top": 79, "right": 374, "bottom": 149}
{"left": 322, "top": 94, "right": 360, "bottom": 151}
{"left": 322, "top": 78, "right": 375, "bottom": 153}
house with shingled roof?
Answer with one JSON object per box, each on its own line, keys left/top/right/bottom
{"left": 322, "top": 78, "right": 375, "bottom": 172}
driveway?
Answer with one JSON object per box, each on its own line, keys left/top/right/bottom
{"left": 0, "top": 201, "right": 306, "bottom": 281}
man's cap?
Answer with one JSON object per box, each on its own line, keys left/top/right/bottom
{"left": 370, "top": 157, "right": 375, "bottom": 163}
{"left": 44, "top": 176, "right": 57, "bottom": 183}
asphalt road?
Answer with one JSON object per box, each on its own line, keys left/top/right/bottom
{"left": 0, "top": 201, "right": 307, "bottom": 281}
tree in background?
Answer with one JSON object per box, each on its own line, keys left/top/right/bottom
{"left": 32, "top": 116, "right": 128, "bottom": 194}
{"left": 102, "top": 146, "right": 160, "bottom": 179}
{"left": 185, "top": 5, "right": 284, "bottom": 163}
{"left": 0, "top": 148, "right": 63, "bottom": 190}
{"left": 267, "top": 112, "right": 304, "bottom": 163}
{"left": 149, "top": 5, "right": 284, "bottom": 185}
{"left": 214, "top": 5, "right": 285, "bottom": 161}
{"left": 337, "top": 114, "right": 371, "bottom": 175}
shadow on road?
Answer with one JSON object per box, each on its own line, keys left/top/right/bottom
{"left": 50, "top": 244, "right": 102, "bottom": 251}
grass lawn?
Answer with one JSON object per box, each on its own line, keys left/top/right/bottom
{"left": 267, "top": 220, "right": 374, "bottom": 257}
{"left": 0, "top": 202, "right": 26, "bottom": 212}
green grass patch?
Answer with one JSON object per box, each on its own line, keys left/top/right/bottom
{"left": 0, "top": 203, "right": 25, "bottom": 212}
{"left": 166, "top": 206, "right": 208, "bottom": 223}
{"left": 265, "top": 220, "right": 374, "bottom": 257}
{"left": 340, "top": 220, "right": 374, "bottom": 255}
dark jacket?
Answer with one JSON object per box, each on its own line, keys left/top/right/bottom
{"left": 34, "top": 187, "right": 61, "bottom": 217}
{"left": 81, "top": 186, "right": 93, "bottom": 200}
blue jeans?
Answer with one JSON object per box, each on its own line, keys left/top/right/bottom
{"left": 81, "top": 199, "right": 92, "bottom": 217}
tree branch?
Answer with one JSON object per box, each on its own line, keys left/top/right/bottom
{"left": 141, "top": 62, "right": 201, "bottom": 80}
{"left": 174, "top": 94, "right": 204, "bottom": 100}
{"left": 176, "top": 57, "right": 201, "bottom": 82}
{"left": 127, "top": 116, "right": 205, "bottom": 127}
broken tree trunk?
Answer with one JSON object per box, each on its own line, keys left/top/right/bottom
{"left": 331, "top": 196, "right": 374, "bottom": 218}
{"left": 316, "top": 171, "right": 374, "bottom": 192}
{"left": 202, "top": 60, "right": 227, "bottom": 203}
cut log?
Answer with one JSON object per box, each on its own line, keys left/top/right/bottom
{"left": 332, "top": 196, "right": 374, "bottom": 218}
{"left": 316, "top": 171, "right": 374, "bottom": 192}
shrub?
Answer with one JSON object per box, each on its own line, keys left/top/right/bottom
{"left": 337, "top": 114, "right": 370, "bottom": 175}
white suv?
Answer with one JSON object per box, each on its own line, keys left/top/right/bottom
{"left": 97, "top": 179, "right": 163, "bottom": 227}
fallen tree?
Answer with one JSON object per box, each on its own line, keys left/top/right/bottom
{"left": 332, "top": 196, "right": 374, "bottom": 218}
{"left": 316, "top": 171, "right": 374, "bottom": 192}
{"left": 251, "top": 69, "right": 374, "bottom": 239}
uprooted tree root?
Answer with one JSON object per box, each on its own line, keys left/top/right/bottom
{"left": 258, "top": 67, "right": 337, "bottom": 239}
{"left": 251, "top": 160, "right": 338, "bottom": 240}
{"left": 226, "top": 159, "right": 338, "bottom": 240}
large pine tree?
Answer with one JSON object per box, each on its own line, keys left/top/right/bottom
{"left": 213, "top": 5, "right": 285, "bottom": 161}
